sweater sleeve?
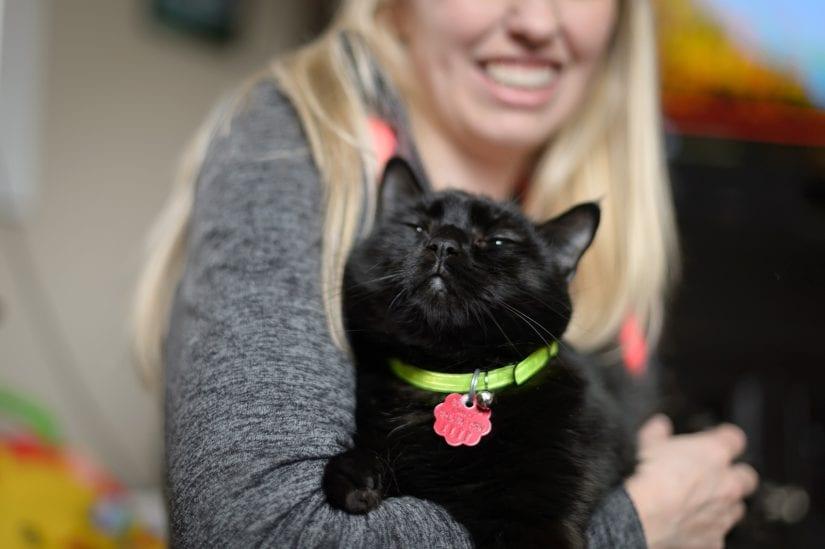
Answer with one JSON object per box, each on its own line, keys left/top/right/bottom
{"left": 587, "top": 487, "right": 647, "bottom": 548}
{"left": 162, "top": 78, "right": 473, "bottom": 548}
{"left": 162, "top": 77, "right": 646, "bottom": 548}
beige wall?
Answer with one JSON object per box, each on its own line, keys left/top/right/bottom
{"left": 0, "top": 0, "right": 320, "bottom": 487}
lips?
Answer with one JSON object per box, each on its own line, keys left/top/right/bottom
{"left": 483, "top": 61, "right": 558, "bottom": 89}
{"left": 475, "top": 57, "right": 563, "bottom": 108}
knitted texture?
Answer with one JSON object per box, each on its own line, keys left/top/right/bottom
{"left": 163, "top": 78, "right": 646, "bottom": 548}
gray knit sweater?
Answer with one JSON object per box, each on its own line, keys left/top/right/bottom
{"left": 163, "top": 74, "right": 647, "bottom": 548}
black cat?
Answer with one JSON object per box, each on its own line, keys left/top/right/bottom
{"left": 323, "top": 157, "right": 639, "bottom": 548}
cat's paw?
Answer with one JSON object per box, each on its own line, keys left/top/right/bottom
{"left": 323, "top": 448, "right": 385, "bottom": 514}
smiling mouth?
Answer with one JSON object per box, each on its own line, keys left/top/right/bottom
{"left": 482, "top": 61, "right": 559, "bottom": 90}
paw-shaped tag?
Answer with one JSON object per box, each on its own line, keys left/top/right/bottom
{"left": 433, "top": 393, "right": 492, "bottom": 447}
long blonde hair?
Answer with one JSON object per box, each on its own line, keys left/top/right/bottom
{"left": 131, "top": 0, "right": 680, "bottom": 386}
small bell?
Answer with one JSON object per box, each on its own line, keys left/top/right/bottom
{"left": 476, "top": 390, "right": 494, "bottom": 410}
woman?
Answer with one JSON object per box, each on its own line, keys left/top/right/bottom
{"left": 132, "top": 0, "right": 758, "bottom": 546}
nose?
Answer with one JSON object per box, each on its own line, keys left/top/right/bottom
{"left": 426, "top": 236, "right": 461, "bottom": 258}
{"left": 424, "top": 225, "right": 467, "bottom": 260}
{"left": 506, "top": 0, "right": 562, "bottom": 47}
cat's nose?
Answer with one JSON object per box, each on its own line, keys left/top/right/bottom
{"left": 425, "top": 225, "right": 467, "bottom": 260}
{"left": 426, "top": 236, "right": 462, "bottom": 258}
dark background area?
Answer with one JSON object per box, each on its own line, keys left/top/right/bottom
{"left": 660, "top": 136, "right": 825, "bottom": 548}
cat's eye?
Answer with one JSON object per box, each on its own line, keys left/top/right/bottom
{"left": 489, "top": 237, "right": 516, "bottom": 246}
{"left": 403, "top": 222, "right": 426, "bottom": 234}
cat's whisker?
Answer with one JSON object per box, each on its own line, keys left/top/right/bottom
{"left": 337, "top": 290, "right": 385, "bottom": 308}
{"left": 499, "top": 302, "right": 554, "bottom": 350}
{"left": 344, "top": 272, "right": 403, "bottom": 289}
{"left": 363, "top": 258, "right": 386, "bottom": 274}
{"left": 513, "top": 291, "right": 597, "bottom": 333}
{"left": 470, "top": 305, "right": 489, "bottom": 341}
{"left": 513, "top": 298, "right": 567, "bottom": 324}
{"left": 480, "top": 304, "right": 520, "bottom": 355}
{"left": 322, "top": 272, "right": 405, "bottom": 299}
{"left": 518, "top": 288, "right": 572, "bottom": 316}
{"left": 387, "top": 287, "right": 407, "bottom": 313}
{"left": 504, "top": 303, "right": 557, "bottom": 340}
{"left": 387, "top": 422, "right": 410, "bottom": 439}
{"left": 499, "top": 300, "right": 565, "bottom": 350}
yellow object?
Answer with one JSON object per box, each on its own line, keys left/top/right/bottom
{"left": 0, "top": 439, "right": 164, "bottom": 549}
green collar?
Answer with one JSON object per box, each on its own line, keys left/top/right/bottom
{"left": 388, "top": 342, "right": 559, "bottom": 393}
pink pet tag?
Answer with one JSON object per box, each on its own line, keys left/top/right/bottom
{"left": 433, "top": 393, "right": 492, "bottom": 447}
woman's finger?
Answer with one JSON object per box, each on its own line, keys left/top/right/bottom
{"left": 707, "top": 423, "right": 747, "bottom": 463}
{"left": 637, "top": 414, "right": 673, "bottom": 448}
{"left": 723, "top": 502, "right": 747, "bottom": 532}
{"left": 717, "top": 462, "right": 759, "bottom": 506}
{"left": 730, "top": 463, "right": 759, "bottom": 498}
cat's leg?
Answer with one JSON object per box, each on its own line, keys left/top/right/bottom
{"left": 322, "top": 447, "right": 388, "bottom": 514}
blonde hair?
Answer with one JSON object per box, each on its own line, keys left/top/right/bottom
{"left": 131, "top": 0, "right": 680, "bottom": 386}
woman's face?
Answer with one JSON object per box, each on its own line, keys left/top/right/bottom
{"left": 393, "top": 0, "right": 619, "bottom": 154}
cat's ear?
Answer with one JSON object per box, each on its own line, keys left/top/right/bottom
{"left": 377, "top": 157, "right": 426, "bottom": 222}
{"left": 536, "top": 202, "right": 601, "bottom": 283}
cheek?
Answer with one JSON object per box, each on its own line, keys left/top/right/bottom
{"left": 563, "top": 1, "right": 619, "bottom": 67}
{"left": 402, "top": 1, "right": 504, "bottom": 88}
{"left": 404, "top": 0, "right": 503, "bottom": 44}
{"left": 540, "top": 1, "right": 618, "bottom": 125}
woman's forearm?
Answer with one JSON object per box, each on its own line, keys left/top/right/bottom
{"left": 164, "top": 78, "right": 474, "bottom": 548}
{"left": 586, "top": 487, "right": 647, "bottom": 548}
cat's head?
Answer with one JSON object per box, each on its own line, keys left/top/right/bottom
{"left": 344, "top": 157, "right": 600, "bottom": 366}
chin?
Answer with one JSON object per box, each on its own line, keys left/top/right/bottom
{"left": 468, "top": 115, "right": 558, "bottom": 152}
{"left": 410, "top": 290, "right": 472, "bottom": 333}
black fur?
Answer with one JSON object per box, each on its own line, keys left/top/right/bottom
{"left": 323, "top": 157, "right": 639, "bottom": 548}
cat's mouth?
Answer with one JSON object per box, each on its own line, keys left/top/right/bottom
{"left": 428, "top": 274, "right": 447, "bottom": 293}
{"left": 414, "top": 273, "right": 450, "bottom": 297}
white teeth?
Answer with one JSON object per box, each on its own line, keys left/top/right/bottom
{"left": 484, "top": 62, "right": 556, "bottom": 89}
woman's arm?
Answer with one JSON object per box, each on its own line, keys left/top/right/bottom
{"left": 163, "top": 78, "right": 473, "bottom": 548}
{"left": 587, "top": 488, "right": 647, "bottom": 547}
{"left": 162, "top": 77, "right": 649, "bottom": 547}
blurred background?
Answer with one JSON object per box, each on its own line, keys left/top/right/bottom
{"left": 654, "top": 1, "right": 825, "bottom": 547}
{"left": 0, "top": 0, "right": 822, "bottom": 547}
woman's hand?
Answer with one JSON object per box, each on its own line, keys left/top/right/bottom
{"left": 624, "top": 414, "right": 759, "bottom": 549}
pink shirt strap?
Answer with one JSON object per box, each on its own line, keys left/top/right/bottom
{"left": 368, "top": 117, "right": 398, "bottom": 175}
{"left": 368, "top": 116, "right": 648, "bottom": 375}
{"left": 620, "top": 313, "right": 648, "bottom": 376}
